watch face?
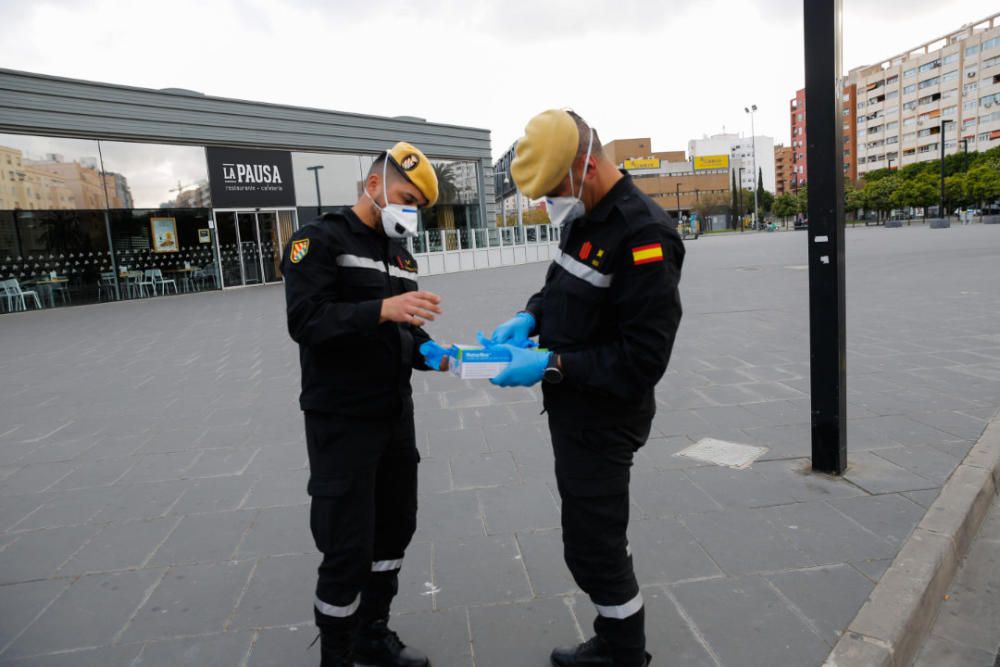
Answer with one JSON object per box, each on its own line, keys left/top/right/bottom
{"left": 544, "top": 366, "right": 563, "bottom": 384}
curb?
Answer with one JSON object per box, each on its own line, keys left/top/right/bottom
{"left": 824, "top": 410, "right": 1000, "bottom": 667}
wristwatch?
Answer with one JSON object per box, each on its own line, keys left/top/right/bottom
{"left": 543, "top": 354, "right": 564, "bottom": 384}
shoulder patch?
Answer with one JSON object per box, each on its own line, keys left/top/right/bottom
{"left": 290, "top": 238, "right": 310, "bottom": 264}
{"left": 396, "top": 256, "right": 418, "bottom": 273}
{"left": 632, "top": 243, "right": 664, "bottom": 265}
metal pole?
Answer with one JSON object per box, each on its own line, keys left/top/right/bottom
{"left": 747, "top": 106, "right": 759, "bottom": 228}
{"left": 307, "top": 165, "right": 324, "bottom": 216}
{"left": 805, "top": 0, "right": 847, "bottom": 474}
{"left": 738, "top": 167, "right": 745, "bottom": 232}
{"left": 940, "top": 120, "right": 947, "bottom": 219}
{"left": 675, "top": 182, "right": 681, "bottom": 226}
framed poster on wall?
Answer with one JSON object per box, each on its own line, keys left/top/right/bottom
{"left": 198, "top": 228, "right": 211, "bottom": 244}
{"left": 150, "top": 217, "right": 179, "bottom": 253}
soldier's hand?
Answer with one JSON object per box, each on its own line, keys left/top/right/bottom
{"left": 380, "top": 291, "right": 442, "bottom": 327}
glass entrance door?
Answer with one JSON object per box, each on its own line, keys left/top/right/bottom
{"left": 213, "top": 209, "right": 296, "bottom": 287}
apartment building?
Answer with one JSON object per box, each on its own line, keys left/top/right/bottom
{"left": 849, "top": 13, "right": 1000, "bottom": 177}
{"left": 790, "top": 83, "right": 857, "bottom": 187}
{"left": 774, "top": 144, "right": 794, "bottom": 196}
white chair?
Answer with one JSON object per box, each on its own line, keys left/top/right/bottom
{"left": 192, "top": 263, "right": 218, "bottom": 290}
{"left": 98, "top": 272, "right": 118, "bottom": 302}
{"left": 145, "top": 269, "right": 177, "bottom": 295}
{"left": 1, "top": 278, "right": 43, "bottom": 311}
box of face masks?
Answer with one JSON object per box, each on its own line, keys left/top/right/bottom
{"left": 449, "top": 345, "right": 512, "bottom": 380}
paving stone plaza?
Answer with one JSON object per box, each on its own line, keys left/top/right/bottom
{"left": 2, "top": 224, "right": 1000, "bottom": 666}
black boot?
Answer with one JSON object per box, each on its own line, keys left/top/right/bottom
{"left": 550, "top": 636, "right": 651, "bottom": 667}
{"left": 309, "top": 626, "right": 354, "bottom": 667}
{"left": 354, "top": 619, "right": 430, "bottom": 667}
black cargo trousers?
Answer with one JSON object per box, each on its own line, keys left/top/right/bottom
{"left": 304, "top": 409, "right": 419, "bottom": 633}
{"left": 550, "top": 417, "right": 652, "bottom": 666}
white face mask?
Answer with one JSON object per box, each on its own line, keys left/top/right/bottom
{"left": 545, "top": 129, "right": 594, "bottom": 227}
{"left": 366, "top": 158, "right": 420, "bottom": 238}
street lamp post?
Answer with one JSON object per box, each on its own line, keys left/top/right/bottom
{"left": 940, "top": 119, "right": 953, "bottom": 219}
{"left": 675, "top": 182, "right": 681, "bottom": 228}
{"left": 306, "top": 165, "right": 324, "bottom": 216}
{"left": 745, "top": 104, "right": 759, "bottom": 228}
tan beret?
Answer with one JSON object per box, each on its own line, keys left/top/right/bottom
{"left": 387, "top": 141, "right": 438, "bottom": 207}
{"left": 510, "top": 109, "right": 579, "bottom": 199}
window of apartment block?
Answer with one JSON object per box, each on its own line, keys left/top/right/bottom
{"left": 904, "top": 84, "right": 917, "bottom": 94}
{"left": 980, "top": 92, "right": 1000, "bottom": 107}
{"left": 966, "top": 44, "right": 981, "bottom": 57}
{"left": 942, "top": 70, "right": 959, "bottom": 83}
{"left": 904, "top": 131, "right": 916, "bottom": 141}
{"left": 983, "top": 37, "right": 1000, "bottom": 51}
{"left": 965, "top": 99, "right": 978, "bottom": 111}
{"left": 886, "top": 74, "right": 899, "bottom": 85}
{"left": 903, "top": 148, "right": 916, "bottom": 156}
{"left": 886, "top": 136, "right": 899, "bottom": 145}
{"left": 886, "top": 90, "right": 899, "bottom": 100}
{"left": 858, "top": 128, "right": 867, "bottom": 136}
{"left": 918, "top": 59, "right": 942, "bottom": 73}
{"left": 964, "top": 117, "right": 977, "bottom": 129}
{"left": 918, "top": 143, "right": 938, "bottom": 153}
{"left": 984, "top": 55, "right": 1000, "bottom": 68}
{"left": 903, "top": 117, "right": 917, "bottom": 126}
{"left": 903, "top": 100, "right": 918, "bottom": 111}
{"left": 918, "top": 92, "right": 941, "bottom": 105}
{"left": 943, "top": 53, "right": 960, "bottom": 65}
{"left": 857, "top": 101, "right": 865, "bottom": 110}
{"left": 964, "top": 82, "right": 978, "bottom": 95}
{"left": 978, "top": 132, "right": 991, "bottom": 142}
{"left": 918, "top": 76, "right": 940, "bottom": 89}
{"left": 904, "top": 67, "right": 917, "bottom": 78}
{"left": 886, "top": 121, "right": 899, "bottom": 131}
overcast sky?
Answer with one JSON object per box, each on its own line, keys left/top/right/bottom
{"left": 1, "top": 0, "right": 997, "bottom": 161}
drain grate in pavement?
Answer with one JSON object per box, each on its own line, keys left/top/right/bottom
{"left": 675, "top": 438, "right": 768, "bottom": 469}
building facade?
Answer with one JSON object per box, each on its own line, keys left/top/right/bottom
{"left": 848, "top": 12, "right": 1000, "bottom": 177}
{"left": 774, "top": 144, "right": 794, "bottom": 196}
{"left": 0, "top": 68, "right": 499, "bottom": 313}
{"left": 791, "top": 12, "right": 1000, "bottom": 184}
{"left": 688, "top": 133, "right": 776, "bottom": 193}
{"left": 605, "top": 138, "right": 731, "bottom": 220}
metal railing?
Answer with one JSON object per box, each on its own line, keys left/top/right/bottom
{"left": 406, "top": 224, "right": 561, "bottom": 276}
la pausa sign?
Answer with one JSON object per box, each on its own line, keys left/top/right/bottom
{"left": 221, "top": 162, "right": 285, "bottom": 185}
{"left": 207, "top": 147, "right": 295, "bottom": 207}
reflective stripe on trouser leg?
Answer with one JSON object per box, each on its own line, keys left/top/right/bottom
{"left": 594, "top": 591, "right": 644, "bottom": 620}
{"left": 315, "top": 593, "right": 361, "bottom": 619}
{"left": 372, "top": 559, "right": 403, "bottom": 572}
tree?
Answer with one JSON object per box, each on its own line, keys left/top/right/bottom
{"left": 944, "top": 173, "right": 969, "bottom": 211}
{"left": 863, "top": 175, "right": 898, "bottom": 221}
{"left": 845, "top": 181, "right": 867, "bottom": 220}
{"left": 913, "top": 173, "right": 939, "bottom": 219}
{"left": 730, "top": 170, "right": 738, "bottom": 226}
{"left": 694, "top": 191, "right": 730, "bottom": 223}
{"left": 758, "top": 190, "right": 774, "bottom": 215}
{"left": 795, "top": 185, "right": 808, "bottom": 217}
{"left": 966, "top": 163, "right": 1000, "bottom": 209}
{"left": 756, "top": 167, "right": 766, "bottom": 215}
{"left": 772, "top": 193, "right": 798, "bottom": 222}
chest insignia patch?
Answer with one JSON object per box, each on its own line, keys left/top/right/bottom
{"left": 290, "top": 238, "right": 310, "bottom": 264}
{"left": 396, "top": 256, "right": 418, "bottom": 273}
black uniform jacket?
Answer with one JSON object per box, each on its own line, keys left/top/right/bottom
{"left": 282, "top": 207, "right": 431, "bottom": 419}
{"left": 525, "top": 174, "right": 684, "bottom": 427}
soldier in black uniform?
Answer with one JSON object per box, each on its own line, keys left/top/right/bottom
{"left": 487, "top": 110, "right": 684, "bottom": 667}
{"left": 283, "top": 142, "right": 450, "bottom": 667}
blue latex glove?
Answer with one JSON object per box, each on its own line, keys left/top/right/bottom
{"left": 490, "top": 344, "right": 551, "bottom": 387}
{"left": 419, "top": 340, "right": 452, "bottom": 371}
{"left": 489, "top": 312, "right": 536, "bottom": 347}
{"left": 477, "top": 330, "right": 536, "bottom": 349}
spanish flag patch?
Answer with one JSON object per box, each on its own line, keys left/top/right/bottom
{"left": 631, "top": 243, "right": 664, "bottom": 265}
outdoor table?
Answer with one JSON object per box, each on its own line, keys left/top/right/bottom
{"left": 163, "top": 267, "right": 197, "bottom": 293}
{"left": 24, "top": 277, "right": 69, "bottom": 308}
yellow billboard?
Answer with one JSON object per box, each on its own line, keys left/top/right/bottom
{"left": 694, "top": 155, "right": 730, "bottom": 171}
{"left": 624, "top": 158, "right": 661, "bottom": 170}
